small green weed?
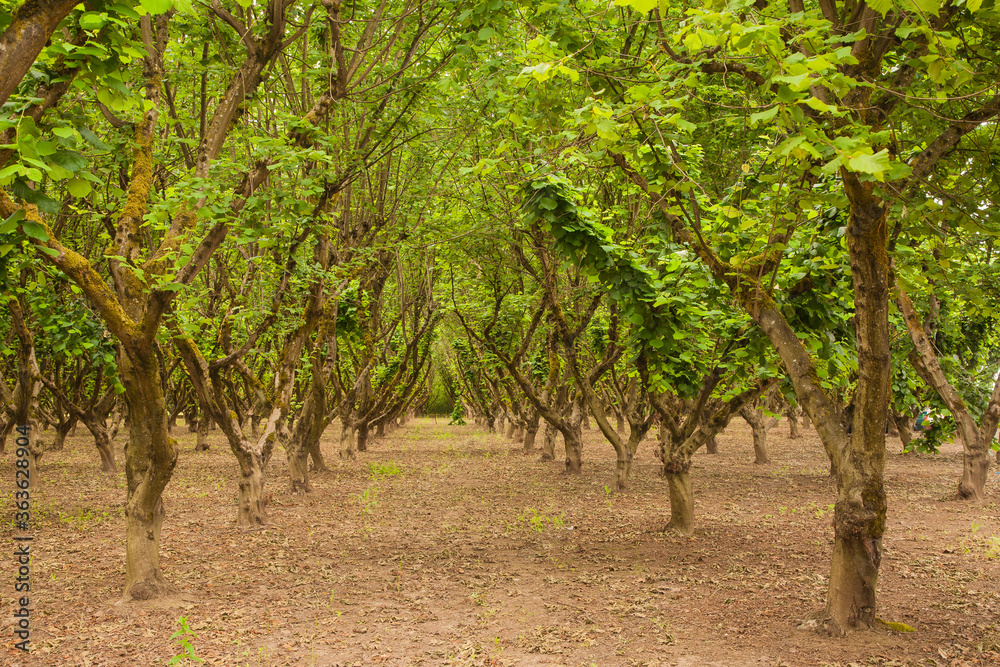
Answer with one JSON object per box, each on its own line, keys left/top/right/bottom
{"left": 168, "top": 616, "right": 203, "bottom": 665}
{"left": 516, "top": 508, "right": 564, "bottom": 533}
{"left": 368, "top": 460, "right": 402, "bottom": 478}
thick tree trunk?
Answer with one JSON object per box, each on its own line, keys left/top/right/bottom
{"left": 120, "top": 352, "right": 177, "bottom": 601}
{"left": 375, "top": 420, "right": 385, "bottom": 438}
{"left": 705, "top": 435, "right": 718, "bottom": 454}
{"left": 563, "top": 426, "right": 582, "bottom": 474}
{"left": 613, "top": 449, "right": 633, "bottom": 492}
{"left": 541, "top": 422, "right": 556, "bottom": 461}
{"left": 356, "top": 422, "right": 370, "bottom": 452}
{"left": 83, "top": 418, "right": 117, "bottom": 473}
{"left": 741, "top": 406, "right": 770, "bottom": 464}
{"left": 513, "top": 424, "right": 524, "bottom": 443}
{"left": 787, "top": 408, "right": 801, "bottom": 439}
{"left": 308, "top": 437, "right": 327, "bottom": 471}
{"left": 505, "top": 420, "right": 516, "bottom": 440}
{"left": 195, "top": 414, "right": 210, "bottom": 451}
{"left": 123, "top": 496, "right": 166, "bottom": 600}
{"left": 960, "top": 439, "right": 989, "bottom": 500}
{"left": 339, "top": 420, "right": 355, "bottom": 459}
{"left": 235, "top": 450, "right": 268, "bottom": 526}
{"left": 821, "top": 172, "right": 890, "bottom": 634}
{"left": 891, "top": 411, "right": 912, "bottom": 450}
{"left": 664, "top": 465, "right": 694, "bottom": 534}
{"left": 288, "top": 448, "right": 310, "bottom": 494}
{"left": 49, "top": 416, "right": 76, "bottom": 451}
{"left": 522, "top": 422, "right": 538, "bottom": 453}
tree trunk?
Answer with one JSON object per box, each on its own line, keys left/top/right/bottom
{"left": 123, "top": 495, "right": 166, "bottom": 600}
{"left": 83, "top": 418, "right": 117, "bottom": 473}
{"left": 787, "top": 408, "right": 801, "bottom": 439}
{"left": 801, "top": 413, "right": 811, "bottom": 430}
{"left": 120, "top": 351, "right": 177, "bottom": 601}
{"left": 541, "top": 422, "right": 556, "bottom": 461}
{"left": 195, "top": 414, "right": 210, "bottom": 451}
{"left": 308, "top": 436, "right": 327, "bottom": 471}
{"left": 339, "top": 420, "right": 355, "bottom": 459}
{"left": 356, "top": 422, "right": 369, "bottom": 452}
{"left": 821, "top": 172, "right": 891, "bottom": 634}
{"left": 375, "top": 420, "right": 385, "bottom": 438}
{"left": 288, "top": 448, "right": 310, "bottom": 494}
{"left": 960, "top": 438, "right": 989, "bottom": 500}
{"left": 522, "top": 422, "right": 538, "bottom": 453}
{"left": 613, "top": 448, "right": 633, "bottom": 492}
{"left": 891, "top": 411, "right": 911, "bottom": 450}
{"left": 235, "top": 449, "right": 268, "bottom": 527}
{"left": 741, "top": 406, "right": 770, "bottom": 464}
{"left": 0, "top": 416, "right": 14, "bottom": 454}
{"left": 505, "top": 420, "right": 516, "bottom": 440}
{"left": 50, "top": 416, "right": 76, "bottom": 451}
{"left": 705, "top": 435, "right": 718, "bottom": 454}
{"left": 664, "top": 465, "right": 694, "bottom": 534}
{"left": 563, "top": 426, "right": 582, "bottom": 474}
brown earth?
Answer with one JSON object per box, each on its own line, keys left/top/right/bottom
{"left": 1, "top": 418, "right": 999, "bottom": 667}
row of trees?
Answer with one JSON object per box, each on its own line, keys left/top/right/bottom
{"left": 1, "top": 0, "right": 998, "bottom": 636}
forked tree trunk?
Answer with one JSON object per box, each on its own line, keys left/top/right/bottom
{"left": 899, "top": 290, "right": 999, "bottom": 500}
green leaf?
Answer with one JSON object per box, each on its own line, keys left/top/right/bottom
{"left": 138, "top": 0, "right": 174, "bottom": 14}
{"left": 22, "top": 221, "right": 49, "bottom": 242}
{"left": 967, "top": 0, "right": 983, "bottom": 10}
{"left": 846, "top": 149, "right": 891, "bottom": 176}
{"left": 868, "top": 0, "right": 892, "bottom": 17}
{"left": 0, "top": 209, "right": 24, "bottom": 234}
{"left": 615, "top": 0, "right": 657, "bottom": 12}
{"left": 79, "top": 12, "right": 108, "bottom": 29}
{"left": 79, "top": 127, "right": 111, "bottom": 151}
{"left": 749, "top": 106, "right": 779, "bottom": 125}
{"left": 911, "top": 0, "right": 941, "bottom": 16}
{"left": 478, "top": 27, "right": 496, "bottom": 41}
{"left": 67, "top": 177, "right": 92, "bottom": 198}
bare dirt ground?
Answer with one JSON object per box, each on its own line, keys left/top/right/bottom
{"left": 2, "top": 417, "right": 999, "bottom": 667}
